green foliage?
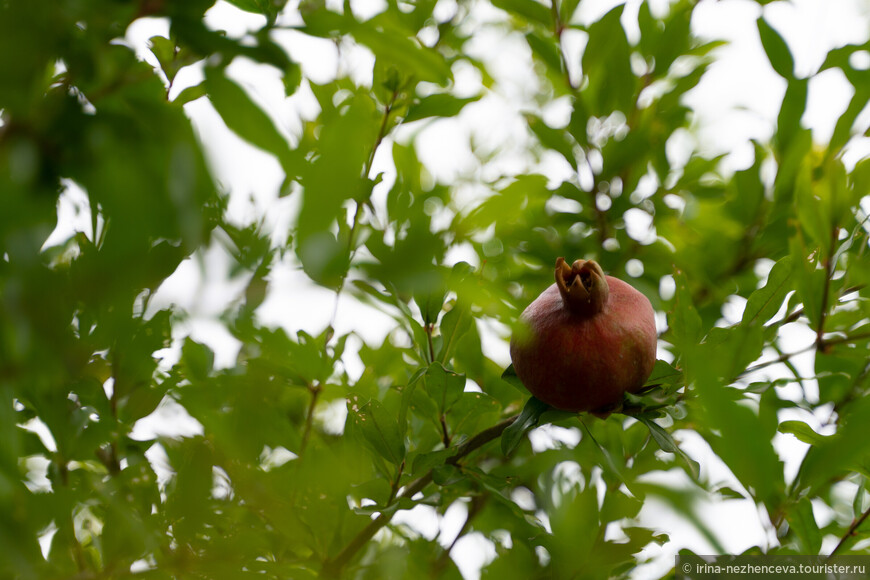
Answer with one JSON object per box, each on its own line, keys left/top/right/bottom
{"left": 1, "top": 0, "right": 870, "bottom": 578}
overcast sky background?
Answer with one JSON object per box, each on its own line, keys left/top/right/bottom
{"left": 42, "top": 0, "right": 870, "bottom": 577}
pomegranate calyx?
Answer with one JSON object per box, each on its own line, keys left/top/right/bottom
{"left": 554, "top": 257, "right": 609, "bottom": 317}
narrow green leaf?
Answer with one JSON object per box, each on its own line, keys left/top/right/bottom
{"left": 173, "top": 83, "right": 206, "bottom": 105}
{"left": 742, "top": 256, "right": 794, "bottom": 326}
{"left": 778, "top": 421, "right": 830, "bottom": 445}
{"left": 776, "top": 78, "right": 807, "bottom": 151}
{"left": 204, "top": 67, "right": 292, "bottom": 167}
{"left": 501, "top": 396, "right": 551, "bottom": 455}
{"left": 638, "top": 416, "right": 699, "bottom": 478}
{"left": 405, "top": 94, "right": 481, "bottom": 123}
{"left": 670, "top": 269, "right": 702, "bottom": 351}
{"left": 638, "top": 416, "right": 677, "bottom": 453}
{"left": 491, "top": 0, "right": 552, "bottom": 27}
{"left": 352, "top": 25, "right": 451, "bottom": 85}
{"left": 757, "top": 17, "right": 794, "bottom": 79}
{"left": 437, "top": 301, "right": 472, "bottom": 363}
{"left": 788, "top": 498, "right": 823, "bottom": 554}
{"left": 225, "top": 0, "right": 272, "bottom": 14}
{"left": 501, "top": 363, "right": 528, "bottom": 393}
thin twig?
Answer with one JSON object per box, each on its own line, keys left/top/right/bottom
{"left": 320, "top": 414, "right": 518, "bottom": 577}
{"left": 431, "top": 495, "right": 487, "bottom": 577}
{"left": 827, "top": 504, "right": 870, "bottom": 559}
{"left": 816, "top": 227, "right": 839, "bottom": 348}
{"left": 300, "top": 383, "right": 321, "bottom": 456}
{"left": 550, "top": 0, "right": 574, "bottom": 91}
{"left": 326, "top": 89, "right": 398, "bottom": 334}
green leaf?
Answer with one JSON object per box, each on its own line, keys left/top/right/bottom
{"left": 670, "top": 269, "right": 702, "bottom": 352}
{"left": 424, "top": 362, "right": 465, "bottom": 415}
{"left": 501, "top": 363, "right": 527, "bottom": 393}
{"left": 582, "top": 5, "right": 634, "bottom": 114}
{"left": 797, "top": 396, "right": 870, "bottom": 493}
{"left": 348, "top": 396, "right": 407, "bottom": 465}
{"left": 757, "top": 17, "right": 795, "bottom": 79}
{"left": 283, "top": 62, "right": 303, "bottom": 97}
{"left": 181, "top": 337, "right": 214, "bottom": 382}
{"left": 204, "top": 67, "right": 292, "bottom": 169}
{"left": 501, "top": 396, "right": 551, "bottom": 455}
{"left": 405, "top": 94, "right": 481, "bottom": 123}
{"left": 432, "top": 463, "right": 465, "bottom": 486}
{"left": 437, "top": 301, "right": 472, "bottom": 363}
{"left": 411, "top": 448, "right": 457, "bottom": 476}
{"left": 742, "top": 256, "right": 794, "bottom": 326}
{"left": 642, "top": 360, "right": 684, "bottom": 389}
{"left": 491, "top": 0, "right": 552, "bottom": 27}
{"left": 225, "top": 0, "right": 273, "bottom": 15}
{"left": 352, "top": 24, "right": 451, "bottom": 85}
{"left": 787, "top": 498, "right": 822, "bottom": 554}
{"left": 526, "top": 113, "right": 576, "bottom": 169}
{"left": 691, "top": 379, "right": 783, "bottom": 503}
{"left": 778, "top": 420, "right": 829, "bottom": 446}
{"left": 777, "top": 78, "right": 807, "bottom": 151}
{"left": 173, "top": 83, "right": 206, "bottom": 105}
{"left": 637, "top": 416, "right": 699, "bottom": 479}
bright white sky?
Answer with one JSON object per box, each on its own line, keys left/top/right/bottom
{"left": 44, "top": 0, "right": 870, "bottom": 577}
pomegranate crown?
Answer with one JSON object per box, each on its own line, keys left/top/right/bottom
{"left": 554, "top": 257, "right": 609, "bottom": 317}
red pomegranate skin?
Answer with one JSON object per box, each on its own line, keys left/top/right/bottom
{"left": 509, "top": 258, "right": 657, "bottom": 413}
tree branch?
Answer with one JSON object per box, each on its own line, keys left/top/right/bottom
{"left": 827, "top": 504, "right": 870, "bottom": 559}
{"left": 320, "top": 414, "right": 518, "bottom": 577}
{"left": 816, "top": 227, "right": 839, "bottom": 348}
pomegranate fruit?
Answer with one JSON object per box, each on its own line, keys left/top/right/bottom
{"left": 509, "top": 257, "right": 657, "bottom": 413}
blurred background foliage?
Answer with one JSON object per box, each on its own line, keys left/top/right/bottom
{"left": 1, "top": 0, "right": 870, "bottom": 578}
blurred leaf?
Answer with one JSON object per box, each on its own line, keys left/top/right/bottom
{"left": 173, "top": 83, "right": 206, "bottom": 105}
{"left": 491, "top": 0, "right": 552, "bottom": 27}
{"left": 405, "top": 94, "right": 481, "bottom": 123}
{"left": 777, "top": 78, "right": 807, "bottom": 151}
{"left": 582, "top": 5, "right": 634, "bottom": 114}
{"left": 642, "top": 360, "right": 684, "bottom": 389}
{"left": 778, "top": 420, "right": 829, "bottom": 446}
{"left": 757, "top": 17, "right": 794, "bottom": 79}
{"left": 352, "top": 24, "right": 451, "bottom": 85}
{"left": 526, "top": 113, "right": 576, "bottom": 169}
{"left": 182, "top": 337, "right": 214, "bottom": 382}
{"left": 204, "top": 67, "right": 292, "bottom": 169}
{"left": 225, "top": 0, "right": 274, "bottom": 15}
{"left": 670, "top": 269, "right": 702, "bottom": 352}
